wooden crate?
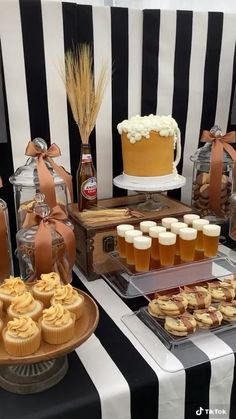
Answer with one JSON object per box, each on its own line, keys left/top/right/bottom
{"left": 68, "top": 194, "right": 192, "bottom": 280}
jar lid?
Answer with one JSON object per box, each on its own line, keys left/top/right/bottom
{"left": 9, "top": 138, "right": 65, "bottom": 187}
{"left": 190, "top": 125, "right": 234, "bottom": 164}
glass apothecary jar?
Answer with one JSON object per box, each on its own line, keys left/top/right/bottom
{"left": 16, "top": 195, "right": 74, "bottom": 284}
{"left": 0, "top": 199, "right": 14, "bottom": 282}
{"left": 9, "top": 138, "right": 68, "bottom": 230}
{"left": 190, "top": 126, "right": 235, "bottom": 223}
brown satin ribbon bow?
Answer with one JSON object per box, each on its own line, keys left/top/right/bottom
{"left": 201, "top": 130, "right": 236, "bottom": 216}
{"left": 0, "top": 178, "right": 11, "bottom": 280}
{"left": 25, "top": 141, "right": 73, "bottom": 209}
{"left": 23, "top": 205, "right": 76, "bottom": 281}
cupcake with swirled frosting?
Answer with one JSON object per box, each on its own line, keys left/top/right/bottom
{"left": 3, "top": 316, "right": 41, "bottom": 356}
{"left": 50, "top": 284, "right": 84, "bottom": 320}
{"left": 0, "top": 276, "right": 27, "bottom": 310}
{"left": 32, "top": 272, "right": 61, "bottom": 307}
{"left": 7, "top": 291, "right": 43, "bottom": 321}
{"left": 40, "top": 303, "right": 75, "bottom": 344}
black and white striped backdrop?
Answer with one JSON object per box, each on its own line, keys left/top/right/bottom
{"left": 0, "top": 0, "right": 236, "bottom": 238}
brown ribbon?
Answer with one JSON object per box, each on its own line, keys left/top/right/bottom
{"left": 0, "top": 178, "right": 11, "bottom": 280}
{"left": 25, "top": 141, "right": 73, "bottom": 209}
{"left": 209, "top": 281, "right": 233, "bottom": 301}
{"left": 159, "top": 295, "right": 185, "bottom": 313}
{"left": 201, "top": 130, "right": 236, "bottom": 216}
{"left": 23, "top": 205, "right": 76, "bottom": 279}
{"left": 184, "top": 286, "right": 207, "bottom": 309}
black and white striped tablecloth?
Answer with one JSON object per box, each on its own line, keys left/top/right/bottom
{"left": 1, "top": 264, "right": 236, "bottom": 419}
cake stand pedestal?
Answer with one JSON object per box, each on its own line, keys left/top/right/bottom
{"left": 113, "top": 174, "right": 186, "bottom": 211}
{"left": 0, "top": 289, "right": 99, "bottom": 394}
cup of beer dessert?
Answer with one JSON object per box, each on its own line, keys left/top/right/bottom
{"left": 183, "top": 213, "right": 200, "bottom": 227}
{"left": 149, "top": 226, "right": 166, "bottom": 261}
{"left": 125, "top": 230, "right": 143, "bottom": 265}
{"left": 170, "top": 222, "right": 187, "bottom": 255}
{"left": 192, "top": 219, "right": 209, "bottom": 251}
{"left": 140, "top": 220, "right": 157, "bottom": 235}
{"left": 158, "top": 232, "right": 176, "bottom": 266}
{"left": 116, "top": 224, "right": 134, "bottom": 258}
{"left": 133, "top": 236, "right": 152, "bottom": 272}
{"left": 179, "top": 227, "right": 197, "bottom": 262}
{"left": 161, "top": 217, "right": 178, "bottom": 230}
{"left": 202, "top": 224, "right": 221, "bottom": 257}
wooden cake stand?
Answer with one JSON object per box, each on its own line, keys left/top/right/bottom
{"left": 0, "top": 289, "right": 99, "bottom": 394}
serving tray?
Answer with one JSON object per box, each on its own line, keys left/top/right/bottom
{"left": 98, "top": 248, "right": 236, "bottom": 298}
{"left": 0, "top": 289, "right": 99, "bottom": 365}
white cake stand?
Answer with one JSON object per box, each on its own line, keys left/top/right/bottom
{"left": 113, "top": 173, "right": 186, "bottom": 211}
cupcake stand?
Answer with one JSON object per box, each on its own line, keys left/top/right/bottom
{"left": 113, "top": 173, "right": 186, "bottom": 211}
{"left": 0, "top": 289, "right": 99, "bottom": 394}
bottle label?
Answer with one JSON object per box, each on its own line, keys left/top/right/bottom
{"left": 81, "top": 177, "right": 97, "bottom": 200}
{"left": 82, "top": 153, "right": 92, "bottom": 163}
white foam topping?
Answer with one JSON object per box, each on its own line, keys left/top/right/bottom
{"left": 171, "top": 222, "right": 187, "bottom": 235}
{"left": 117, "top": 114, "right": 179, "bottom": 144}
{"left": 125, "top": 229, "right": 143, "bottom": 243}
{"left": 183, "top": 214, "right": 200, "bottom": 225}
{"left": 149, "top": 226, "right": 166, "bottom": 238}
{"left": 161, "top": 217, "right": 178, "bottom": 229}
{"left": 140, "top": 220, "right": 157, "bottom": 233}
{"left": 179, "top": 227, "right": 197, "bottom": 240}
{"left": 158, "top": 232, "right": 176, "bottom": 245}
{"left": 117, "top": 224, "right": 134, "bottom": 237}
{"left": 133, "top": 236, "right": 152, "bottom": 250}
{"left": 192, "top": 219, "right": 209, "bottom": 231}
{"left": 203, "top": 224, "right": 221, "bottom": 237}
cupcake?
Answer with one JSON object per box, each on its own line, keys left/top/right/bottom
{"left": 0, "top": 276, "right": 27, "bottom": 310}
{"left": 32, "top": 272, "right": 61, "bottom": 307}
{"left": 164, "top": 312, "right": 197, "bottom": 336}
{"left": 180, "top": 285, "right": 211, "bottom": 310}
{"left": 3, "top": 316, "right": 41, "bottom": 356}
{"left": 208, "top": 281, "right": 235, "bottom": 302}
{"left": 193, "top": 306, "right": 223, "bottom": 329}
{"left": 40, "top": 303, "right": 75, "bottom": 344}
{"left": 7, "top": 291, "right": 43, "bottom": 321}
{"left": 148, "top": 298, "right": 166, "bottom": 319}
{"left": 50, "top": 284, "right": 84, "bottom": 320}
{"left": 155, "top": 294, "right": 188, "bottom": 317}
{"left": 219, "top": 300, "right": 236, "bottom": 322}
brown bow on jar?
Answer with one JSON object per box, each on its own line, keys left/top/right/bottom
{"left": 23, "top": 205, "right": 76, "bottom": 282}
{"left": 25, "top": 141, "right": 73, "bottom": 209}
{"left": 201, "top": 129, "right": 236, "bottom": 216}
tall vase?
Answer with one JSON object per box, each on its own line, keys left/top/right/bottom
{"left": 76, "top": 143, "right": 97, "bottom": 212}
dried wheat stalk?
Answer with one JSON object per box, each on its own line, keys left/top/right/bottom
{"left": 60, "top": 44, "right": 108, "bottom": 144}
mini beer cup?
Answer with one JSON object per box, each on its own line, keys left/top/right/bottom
{"left": 161, "top": 217, "right": 178, "bottom": 230}
{"left": 183, "top": 213, "right": 200, "bottom": 226}
{"left": 140, "top": 220, "right": 157, "bottom": 234}
{"left": 192, "top": 219, "right": 209, "bottom": 251}
{"left": 125, "top": 229, "right": 143, "bottom": 265}
{"left": 170, "top": 222, "right": 187, "bottom": 255}
{"left": 133, "top": 236, "right": 152, "bottom": 272}
{"left": 158, "top": 232, "right": 176, "bottom": 266}
{"left": 116, "top": 224, "right": 134, "bottom": 258}
{"left": 179, "top": 227, "right": 197, "bottom": 262}
{"left": 203, "top": 224, "right": 221, "bottom": 257}
{"left": 149, "top": 226, "right": 166, "bottom": 261}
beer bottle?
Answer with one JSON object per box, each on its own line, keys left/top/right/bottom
{"left": 77, "top": 144, "right": 97, "bottom": 211}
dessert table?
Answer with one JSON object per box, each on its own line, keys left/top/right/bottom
{"left": 0, "top": 255, "right": 236, "bottom": 419}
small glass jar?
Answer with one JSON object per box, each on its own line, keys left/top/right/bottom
{"left": 190, "top": 126, "right": 234, "bottom": 223}
{"left": 9, "top": 138, "right": 68, "bottom": 230}
{"left": 0, "top": 199, "right": 14, "bottom": 282}
{"left": 16, "top": 196, "right": 73, "bottom": 283}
